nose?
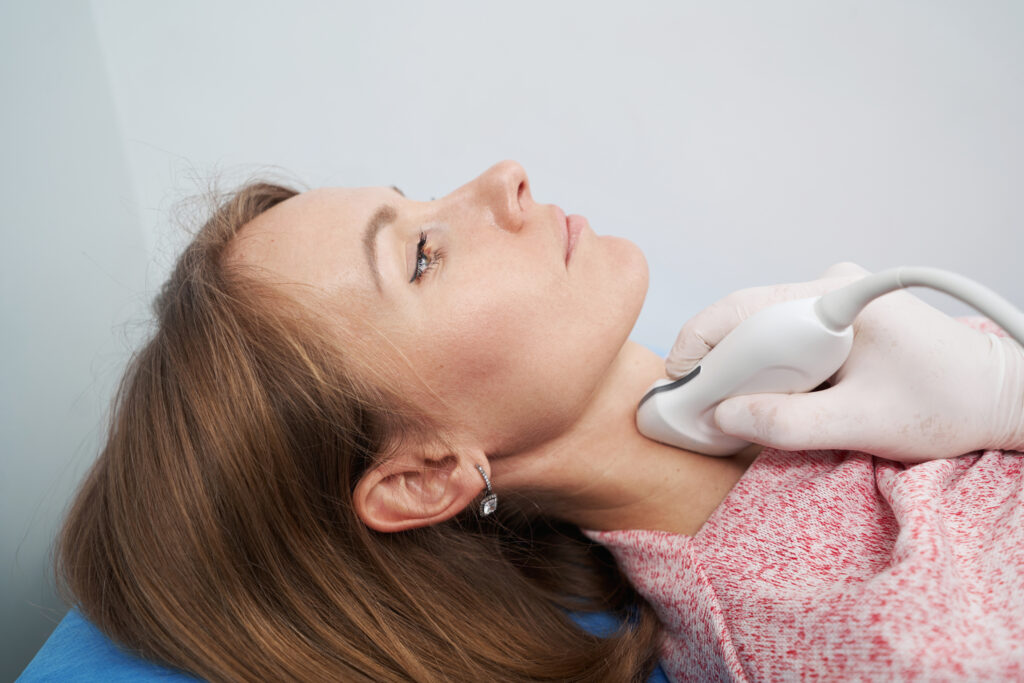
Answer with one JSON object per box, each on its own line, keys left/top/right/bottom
{"left": 475, "top": 160, "right": 531, "bottom": 232}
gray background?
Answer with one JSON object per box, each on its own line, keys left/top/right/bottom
{"left": 3, "top": 0, "right": 1022, "bottom": 677}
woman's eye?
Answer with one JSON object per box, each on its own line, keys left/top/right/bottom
{"left": 410, "top": 232, "right": 442, "bottom": 283}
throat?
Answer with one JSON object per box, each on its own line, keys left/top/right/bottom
{"left": 491, "top": 341, "right": 762, "bottom": 536}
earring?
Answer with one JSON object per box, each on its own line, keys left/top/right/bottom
{"left": 475, "top": 464, "right": 498, "bottom": 516}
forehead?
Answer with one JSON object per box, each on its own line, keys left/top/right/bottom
{"left": 227, "top": 185, "right": 395, "bottom": 297}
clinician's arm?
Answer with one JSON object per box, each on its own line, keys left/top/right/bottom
{"left": 666, "top": 262, "right": 1024, "bottom": 462}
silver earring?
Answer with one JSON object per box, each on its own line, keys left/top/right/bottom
{"left": 475, "top": 464, "right": 498, "bottom": 516}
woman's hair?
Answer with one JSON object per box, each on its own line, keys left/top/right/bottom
{"left": 56, "top": 179, "right": 663, "bottom": 682}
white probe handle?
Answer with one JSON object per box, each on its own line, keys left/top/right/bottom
{"left": 637, "top": 297, "right": 854, "bottom": 455}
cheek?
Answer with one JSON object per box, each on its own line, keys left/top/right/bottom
{"left": 416, "top": 275, "right": 581, "bottom": 442}
{"left": 409, "top": 236, "right": 648, "bottom": 449}
{"left": 426, "top": 278, "right": 548, "bottom": 389}
{"left": 419, "top": 244, "right": 643, "bottom": 444}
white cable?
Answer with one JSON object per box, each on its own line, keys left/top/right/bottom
{"left": 815, "top": 266, "right": 1024, "bottom": 347}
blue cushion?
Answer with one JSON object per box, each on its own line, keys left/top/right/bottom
{"left": 21, "top": 609, "right": 667, "bottom": 681}
{"left": 17, "top": 609, "right": 199, "bottom": 681}
{"left": 570, "top": 611, "right": 670, "bottom": 682}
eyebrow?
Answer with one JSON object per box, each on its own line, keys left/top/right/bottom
{"left": 363, "top": 186, "right": 405, "bottom": 291}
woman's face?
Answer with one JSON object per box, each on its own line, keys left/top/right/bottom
{"left": 230, "top": 161, "right": 648, "bottom": 457}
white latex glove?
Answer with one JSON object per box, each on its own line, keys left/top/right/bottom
{"left": 666, "top": 262, "right": 1024, "bottom": 462}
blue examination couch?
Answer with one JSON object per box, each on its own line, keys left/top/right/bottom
{"left": 19, "top": 608, "right": 670, "bottom": 681}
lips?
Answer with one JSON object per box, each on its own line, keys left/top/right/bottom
{"left": 565, "top": 214, "right": 582, "bottom": 265}
{"left": 554, "top": 205, "right": 583, "bottom": 266}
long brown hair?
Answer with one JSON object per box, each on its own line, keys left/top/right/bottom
{"left": 56, "top": 178, "right": 663, "bottom": 681}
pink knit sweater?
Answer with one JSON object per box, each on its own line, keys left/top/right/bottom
{"left": 586, "top": 319, "right": 1024, "bottom": 681}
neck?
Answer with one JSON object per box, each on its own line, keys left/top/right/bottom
{"left": 491, "top": 341, "right": 761, "bottom": 536}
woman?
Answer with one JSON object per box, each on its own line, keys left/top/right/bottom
{"left": 57, "top": 161, "right": 1024, "bottom": 681}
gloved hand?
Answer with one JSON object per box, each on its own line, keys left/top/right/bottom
{"left": 666, "top": 262, "right": 1024, "bottom": 462}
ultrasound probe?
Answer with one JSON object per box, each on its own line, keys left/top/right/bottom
{"left": 637, "top": 267, "right": 1024, "bottom": 456}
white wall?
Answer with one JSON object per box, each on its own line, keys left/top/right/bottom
{"left": 90, "top": 0, "right": 1024, "bottom": 338}
{"left": 1, "top": 2, "right": 149, "bottom": 678}
{"left": 5, "top": 0, "right": 1023, "bottom": 676}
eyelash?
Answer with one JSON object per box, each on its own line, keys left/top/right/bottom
{"left": 410, "top": 232, "right": 443, "bottom": 283}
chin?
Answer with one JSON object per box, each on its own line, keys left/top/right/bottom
{"left": 617, "top": 238, "right": 649, "bottom": 323}
{"left": 610, "top": 234, "right": 648, "bottom": 278}
{"left": 601, "top": 243, "right": 649, "bottom": 361}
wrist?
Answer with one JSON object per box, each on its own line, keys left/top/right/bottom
{"left": 990, "top": 333, "right": 1024, "bottom": 452}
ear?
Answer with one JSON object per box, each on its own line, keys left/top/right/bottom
{"left": 353, "top": 446, "right": 491, "bottom": 533}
